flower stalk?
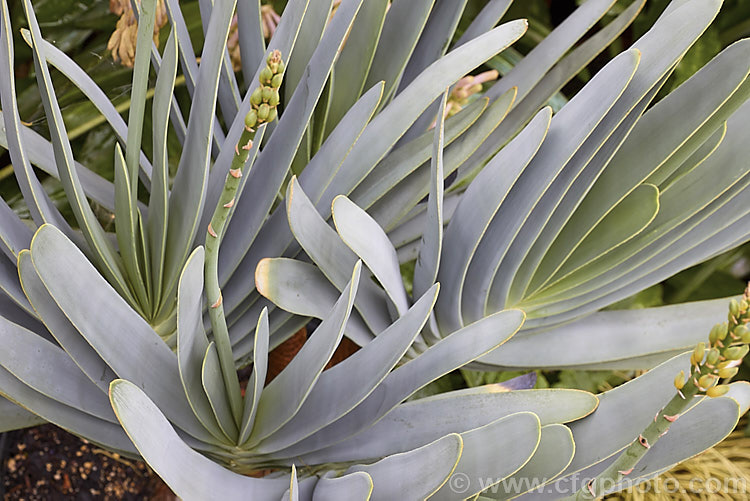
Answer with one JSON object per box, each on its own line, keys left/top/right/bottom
{"left": 204, "top": 50, "right": 284, "bottom": 425}
{"left": 567, "top": 284, "right": 750, "bottom": 500}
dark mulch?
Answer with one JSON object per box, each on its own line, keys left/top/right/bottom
{"left": 0, "top": 425, "right": 175, "bottom": 500}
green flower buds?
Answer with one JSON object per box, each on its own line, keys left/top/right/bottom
{"left": 706, "top": 348, "right": 720, "bottom": 366}
{"left": 734, "top": 324, "right": 750, "bottom": 340}
{"left": 262, "top": 87, "right": 274, "bottom": 102}
{"left": 250, "top": 87, "right": 263, "bottom": 106}
{"left": 730, "top": 299, "right": 740, "bottom": 318}
{"left": 244, "top": 109, "right": 258, "bottom": 129}
{"left": 260, "top": 66, "right": 273, "bottom": 85}
{"left": 707, "top": 384, "right": 730, "bottom": 398}
{"left": 724, "top": 344, "right": 749, "bottom": 361}
{"left": 674, "top": 370, "right": 685, "bottom": 390}
{"left": 271, "top": 73, "right": 284, "bottom": 88}
{"left": 709, "top": 323, "right": 728, "bottom": 344}
{"left": 268, "top": 90, "right": 280, "bottom": 107}
{"left": 718, "top": 366, "right": 739, "bottom": 379}
{"left": 266, "top": 107, "right": 278, "bottom": 123}
{"left": 691, "top": 342, "right": 706, "bottom": 365}
{"left": 698, "top": 374, "right": 717, "bottom": 389}
{"left": 257, "top": 103, "right": 270, "bottom": 121}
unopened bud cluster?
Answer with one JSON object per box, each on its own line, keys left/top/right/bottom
{"left": 676, "top": 285, "right": 750, "bottom": 398}
{"left": 245, "top": 50, "right": 285, "bottom": 129}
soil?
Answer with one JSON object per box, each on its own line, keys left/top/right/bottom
{"left": 0, "top": 425, "right": 175, "bottom": 500}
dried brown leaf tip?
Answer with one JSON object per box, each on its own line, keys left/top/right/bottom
{"left": 107, "top": 0, "right": 168, "bottom": 68}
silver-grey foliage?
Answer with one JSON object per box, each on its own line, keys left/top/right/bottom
{"left": 1, "top": 0, "right": 750, "bottom": 499}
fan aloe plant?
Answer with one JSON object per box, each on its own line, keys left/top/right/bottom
{"left": 1, "top": 0, "right": 750, "bottom": 499}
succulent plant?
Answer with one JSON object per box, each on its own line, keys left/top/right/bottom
{"left": 1, "top": 0, "right": 750, "bottom": 499}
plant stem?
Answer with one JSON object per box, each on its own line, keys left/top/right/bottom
{"left": 204, "top": 124, "right": 264, "bottom": 425}
{"left": 564, "top": 374, "right": 701, "bottom": 500}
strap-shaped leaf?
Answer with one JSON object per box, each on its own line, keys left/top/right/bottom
{"left": 505, "top": 70, "right": 668, "bottom": 307}
{"left": 455, "top": 0, "right": 645, "bottom": 184}
{"left": 18, "top": 250, "right": 117, "bottom": 392}
{"left": 431, "top": 412, "right": 542, "bottom": 501}
{"left": 333, "top": 196, "right": 409, "bottom": 315}
{"left": 148, "top": 27, "right": 178, "bottom": 311}
{"left": 284, "top": 177, "right": 390, "bottom": 335}
{"left": 274, "top": 308, "right": 525, "bottom": 458}
{"left": 0, "top": 254, "right": 32, "bottom": 318}
{"left": 522, "top": 391, "right": 745, "bottom": 500}
{"left": 110, "top": 379, "right": 290, "bottom": 499}
{"left": 562, "top": 353, "right": 698, "bottom": 478}
{"left": 16, "top": 29, "right": 154, "bottom": 180}
{"left": 0, "top": 112, "right": 117, "bottom": 212}
{"left": 398, "top": 0, "right": 468, "bottom": 93}
{"left": 525, "top": 101, "right": 750, "bottom": 321}
{"left": 557, "top": 14, "right": 746, "bottom": 280}
{"left": 176, "top": 247, "right": 227, "bottom": 443}
{"left": 481, "top": 424, "right": 575, "bottom": 500}
{"left": 255, "top": 285, "right": 438, "bottom": 454}
{"left": 522, "top": 9, "right": 742, "bottom": 302}
{"left": 654, "top": 123, "right": 726, "bottom": 190}
{"left": 125, "top": 0, "right": 157, "bottom": 189}
{"left": 223, "top": 20, "right": 527, "bottom": 296}
{"left": 317, "top": 20, "right": 527, "bottom": 218}
{"left": 194, "top": 0, "right": 242, "bottom": 132}
{"left": 282, "top": 0, "right": 333, "bottom": 105}
{"left": 248, "top": 262, "right": 360, "bottom": 445}
{"left": 0, "top": 1, "right": 66, "bottom": 228}
{"left": 0, "top": 198, "right": 31, "bottom": 260}
{"left": 202, "top": 342, "right": 239, "bottom": 440}
{"left": 346, "top": 433, "right": 463, "bottom": 501}
{"left": 0, "top": 315, "right": 117, "bottom": 423}
{"left": 528, "top": 184, "right": 659, "bottom": 299}
{"left": 489, "top": 0, "right": 616, "bottom": 103}
{"left": 237, "top": 0, "right": 265, "bottom": 87}
{"left": 363, "top": 0, "right": 435, "bottom": 104}
{"left": 302, "top": 387, "right": 595, "bottom": 464}
{"left": 389, "top": 192, "right": 462, "bottom": 249}
{"left": 400, "top": 0, "right": 511, "bottom": 144}
{"left": 162, "top": 0, "right": 238, "bottom": 313}
{"left": 30, "top": 225, "right": 214, "bottom": 443}
{"left": 481, "top": 296, "right": 728, "bottom": 370}
{"left": 460, "top": 49, "right": 639, "bottom": 324}
{"left": 311, "top": 471, "right": 373, "bottom": 501}
{"left": 454, "top": 0, "right": 513, "bottom": 48}
{"left": 412, "top": 91, "right": 446, "bottom": 299}
{"left": 436, "top": 107, "right": 551, "bottom": 333}
{"left": 113, "top": 144, "right": 148, "bottom": 308}
{"left": 369, "top": 88, "right": 516, "bottom": 233}
{"left": 219, "top": 83, "right": 383, "bottom": 316}
{"left": 598, "top": 396, "right": 742, "bottom": 496}
{"left": 237, "top": 307, "right": 270, "bottom": 444}
{"left": 159, "top": 0, "right": 221, "bottom": 152}
{"left": 255, "top": 258, "right": 374, "bottom": 345}
{"left": 324, "top": 0, "right": 388, "bottom": 136}
{"left": 351, "top": 96, "right": 487, "bottom": 210}
{"left": 219, "top": 0, "right": 363, "bottom": 282}
{"left": 0, "top": 395, "right": 45, "bottom": 433}
{"left": 22, "top": 0, "right": 136, "bottom": 306}
{"left": 0, "top": 367, "right": 136, "bottom": 454}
